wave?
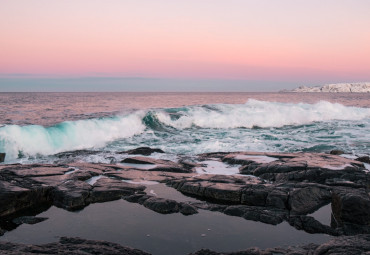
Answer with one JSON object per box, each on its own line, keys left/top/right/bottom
{"left": 153, "top": 99, "right": 370, "bottom": 129}
{"left": 0, "top": 100, "right": 369, "bottom": 160}
{"left": 0, "top": 112, "right": 146, "bottom": 160}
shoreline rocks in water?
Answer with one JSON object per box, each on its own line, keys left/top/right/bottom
{"left": 0, "top": 148, "right": 369, "bottom": 253}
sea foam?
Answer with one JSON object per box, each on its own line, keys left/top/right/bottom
{"left": 0, "top": 100, "right": 369, "bottom": 161}
{"left": 155, "top": 100, "right": 370, "bottom": 129}
{"left": 0, "top": 112, "right": 145, "bottom": 160}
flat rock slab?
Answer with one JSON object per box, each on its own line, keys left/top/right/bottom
{"left": 0, "top": 237, "right": 150, "bottom": 255}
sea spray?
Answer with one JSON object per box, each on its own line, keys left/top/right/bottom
{"left": 0, "top": 112, "right": 146, "bottom": 160}
{"left": 0, "top": 100, "right": 369, "bottom": 161}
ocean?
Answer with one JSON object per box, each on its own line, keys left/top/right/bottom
{"left": 0, "top": 92, "right": 369, "bottom": 163}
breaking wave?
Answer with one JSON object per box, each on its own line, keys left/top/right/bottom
{"left": 0, "top": 112, "right": 146, "bottom": 160}
{"left": 0, "top": 100, "right": 369, "bottom": 160}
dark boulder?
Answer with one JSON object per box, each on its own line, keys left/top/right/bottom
{"left": 142, "top": 197, "right": 198, "bottom": 215}
{"left": 0, "top": 153, "right": 5, "bottom": 163}
{"left": 330, "top": 150, "right": 345, "bottom": 155}
{"left": 119, "top": 147, "right": 164, "bottom": 156}
{"left": 288, "top": 185, "right": 331, "bottom": 214}
{"left": 356, "top": 156, "right": 370, "bottom": 164}
{"left": 332, "top": 187, "right": 370, "bottom": 226}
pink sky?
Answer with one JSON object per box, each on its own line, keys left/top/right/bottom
{"left": 1, "top": 0, "right": 370, "bottom": 83}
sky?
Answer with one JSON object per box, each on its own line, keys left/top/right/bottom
{"left": 1, "top": 0, "right": 370, "bottom": 92}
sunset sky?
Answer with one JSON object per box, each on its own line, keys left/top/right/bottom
{"left": 1, "top": 0, "right": 370, "bottom": 91}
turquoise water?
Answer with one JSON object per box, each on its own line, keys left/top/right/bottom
{"left": 0, "top": 95, "right": 369, "bottom": 162}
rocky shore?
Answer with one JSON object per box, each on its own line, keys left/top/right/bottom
{"left": 0, "top": 147, "right": 369, "bottom": 254}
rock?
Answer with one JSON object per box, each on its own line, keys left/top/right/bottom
{"left": 52, "top": 180, "right": 92, "bottom": 210}
{"left": 12, "top": 216, "right": 48, "bottom": 225}
{"left": 0, "top": 237, "right": 151, "bottom": 255}
{"left": 288, "top": 185, "right": 331, "bottom": 214}
{"left": 332, "top": 187, "right": 370, "bottom": 225}
{"left": 330, "top": 150, "right": 345, "bottom": 155}
{"left": 121, "top": 157, "right": 158, "bottom": 165}
{"left": 90, "top": 178, "right": 145, "bottom": 203}
{"left": 179, "top": 203, "right": 198, "bottom": 215}
{"left": 356, "top": 156, "right": 370, "bottom": 164}
{"left": 119, "top": 147, "right": 164, "bottom": 156}
{"left": 190, "top": 235, "right": 370, "bottom": 254}
{"left": 224, "top": 205, "right": 287, "bottom": 225}
{"left": 121, "top": 157, "right": 192, "bottom": 173}
{"left": 142, "top": 197, "right": 184, "bottom": 215}
{"left": 314, "top": 234, "right": 370, "bottom": 254}
{"left": 0, "top": 153, "right": 5, "bottom": 163}
{"left": 0, "top": 181, "right": 53, "bottom": 217}
{"left": 288, "top": 215, "right": 339, "bottom": 235}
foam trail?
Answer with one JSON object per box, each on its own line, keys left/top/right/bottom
{"left": 155, "top": 100, "right": 370, "bottom": 129}
{"left": 0, "top": 113, "right": 146, "bottom": 160}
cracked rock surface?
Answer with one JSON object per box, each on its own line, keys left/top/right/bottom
{"left": 0, "top": 149, "right": 369, "bottom": 253}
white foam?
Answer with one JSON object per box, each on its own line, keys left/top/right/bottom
{"left": 196, "top": 160, "right": 240, "bottom": 175}
{"left": 86, "top": 175, "right": 105, "bottom": 185}
{"left": 64, "top": 167, "right": 79, "bottom": 175}
{"left": 364, "top": 163, "right": 370, "bottom": 171}
{"left": 0, "top": 112, "right": 146, "bottom": 160}
{"left": 322, "top": 164, "right": 353, "bottom": 170}
{"left": 122, "top": 180, "right": 159, "bottom": 185}
{"left": 119, "top": 163, "right": 156, "bottom": 170}
{"left": 155, "top": 100, "right": 370, "bottom": 129}
{"left": 234, "top": 155, "right": 278, "bottom": 163}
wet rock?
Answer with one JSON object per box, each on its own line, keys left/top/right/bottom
{"left": 0, "top": 153, "right": 5, "bottom": 163}
{"left": 236, "top": 153, "right": 368, "bottom": 185}
{"left": 314, "top": 234, "right": 370, "bottom": 255}
{"left": 190, "top": 235, "right": 370, "bottom": 255}
{"left": 142, "top": 197, "right": 198, "bottom": 215}
{"left": 288, "top": 215, "right": 339, "bottom": 235}
{"left": 332, "top": 187, "right": 370, "bottom": 225}
{"left": 179, "top": 203, "right": 198, "bottom": 215}
{"left": 90, "top": 178, "right": 145, "bottom": 203}
{"left": 224, "top": 205, "right": 287, "bottom": 225}
{"left": 54, "top": 150, "right": 101, "bottom": 159}
{"left": 121, "top": 157, "right": 192, "bottom": 173}
{"left": 52, "top": 180, "right": 92, "bottom": 210}
{"left": 356, "top": 155, "right": 370, "bottom": 164}
{"left": 0, "top": 237, "right": 151, "bottom": 255}
{"left": 0, "top": 181, "right": 53, "bottom": 217}
{"left": 119, "top": 147, "right": 164, "bottom": 156}
{"left": 330, "top": 149, "right": 345, "bottom": 155}
{"left": 121, "top": 156, "right": 163, "bottom": 165}
{"left": 12, "top": 216, "right": 48, "bottom": 225}
{"left": 288, "top": 185, "right": 331, "bottom": 214}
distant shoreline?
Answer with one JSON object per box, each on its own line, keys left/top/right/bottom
{"left": 286, "top": 82, "right": 370, "bottom": 93}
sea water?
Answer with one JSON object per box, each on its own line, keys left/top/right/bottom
{"left": 0, "top": 92, "right": 369, "bottom": 163}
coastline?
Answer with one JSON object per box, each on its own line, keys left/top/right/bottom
{"left": 1, "top": 148, "right": 369, "bottom": 254}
